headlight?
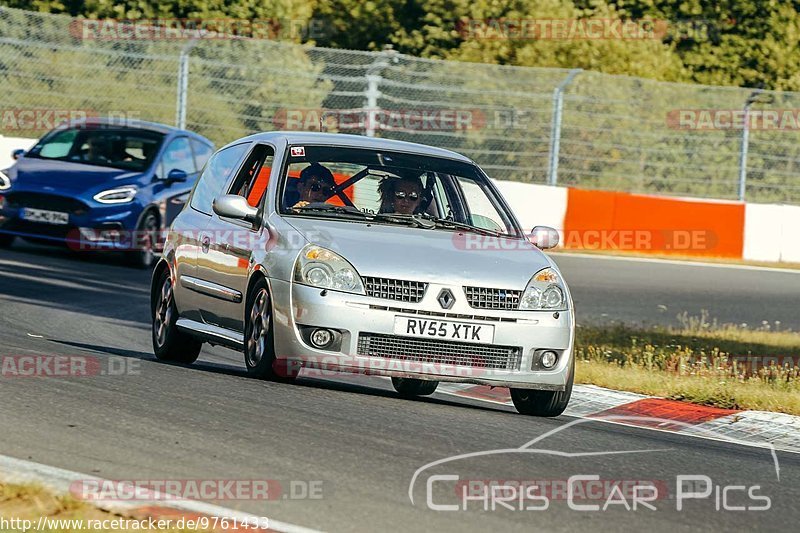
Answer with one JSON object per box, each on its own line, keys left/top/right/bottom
{"left": 519, "top": 267, "right": 567, "bottom": 310}
{"left": 0, "top": 170, "right": 10, "bottom": 191}
{"left": 294, "top": 245, "right": 365, "bottom": 294}
{"left": 93, "top": 186, "right": 137, "bottom": 204}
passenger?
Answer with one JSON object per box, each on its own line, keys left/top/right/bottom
{"left": 292, "top": 163, "right": 336, "bottom": 209}
{"left": 378, "top": 175, "right": 423, "bottom": 215}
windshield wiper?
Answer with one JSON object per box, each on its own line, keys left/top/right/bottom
{"left": 414, "top": 214, "right": 505, "bottom": 237}
{"left": 370, "top": 213, "right": 437, "bottom": 229}
{"left": 292, "top": 205, "right": 369, "bottom": 218}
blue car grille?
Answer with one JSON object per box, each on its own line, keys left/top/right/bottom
{"left": 4, "top": 192, "right": 88, "bottom": 214}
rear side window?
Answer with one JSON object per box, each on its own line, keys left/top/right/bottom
{"left": 162, "top": 137, "right": 196, "bottom": 175}
{"left": 189, "top": 143, "right": 249, "bottom": 215}
{"left": 191, "top": 139, "right": 214, "bottom": 171}
{"left": 228, "top": 144, "right": 275, "bottom": 208}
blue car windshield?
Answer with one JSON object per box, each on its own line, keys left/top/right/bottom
{"left": 27, "top": 127, "right": 165, "bottom": 172}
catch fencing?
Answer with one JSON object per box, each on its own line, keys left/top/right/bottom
{"left": 2, "top": 7, "right": 800, "bottom": 204}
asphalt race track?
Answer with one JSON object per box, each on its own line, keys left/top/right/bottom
{"left": 0, "top": 241, "right": 799, "bottom": 531}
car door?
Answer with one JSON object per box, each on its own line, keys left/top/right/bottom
{"left": 172, "top": 142, "right": 250, "bottom": 322}
{"left": 196, "top": 143, "right": 275, "bottom": 332}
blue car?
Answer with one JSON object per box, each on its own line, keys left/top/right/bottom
{"left": 0, "top": 118, "right": 214, "bottom": 267}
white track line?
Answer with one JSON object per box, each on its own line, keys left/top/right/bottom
{"left": 549, "top": 251, "right": 800, "bottom": 274}
{"left": 0, "top": 455, "right": 322, "bottom": 533}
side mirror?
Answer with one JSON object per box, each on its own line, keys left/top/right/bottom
{"left": 528, "top": 226, "right": 560, "bottom": 249}
{"left": 165, "top": 168, "right": 188, "bottom": 184}
{"left": 213, "top": 194, "right": 258, "bottom": 224}
{"left": 12, "top": 149, "right": 25, "bottom": 160}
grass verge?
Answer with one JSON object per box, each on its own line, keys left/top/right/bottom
{"left": 0, "top": 482, "right": 211, "bottom": 532}
{"left": 574, "top": 312, "right": 800, "bottom": 415}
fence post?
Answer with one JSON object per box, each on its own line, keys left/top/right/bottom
{"left": 738, "top": 89, "right": 765, "bottom": 201}
{"left": 175, "top": 39, "right": 198, "bottom": 130}
{"left": 547, "top": 69, "right": 582, "bottom": 186}
{"left": 364, "top": 48, "right": 396, "bottom": 137}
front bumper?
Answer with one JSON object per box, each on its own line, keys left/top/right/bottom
{"left": 0, "top": 200, "right": 142, "bottom": 250}
{"left": 270, "top": 278, "right": 575, "bottom": 390}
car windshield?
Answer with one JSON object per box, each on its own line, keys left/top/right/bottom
{"left": 26, "top": 127, "right": 165, "bottom": 172}
{"left": 279, "top": 145, "right": 520, "bottom": 237}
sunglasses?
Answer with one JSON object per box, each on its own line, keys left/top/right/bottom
{"left": 394, "top": 191, "right": 420, "bottom": 201}
{"left": 307, "top": 182, "right": 334, "bottom": 193}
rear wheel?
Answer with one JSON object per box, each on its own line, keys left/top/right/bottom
{"left": 391, "top": 377, "right": 439, "bottom": 397}
{"left": 511, "top": 358, "right": 574, "bottom": 417}
{"left": 0, "top": 234, "right": 14, "bottom": 248}
{"left": 245, "top": 279, "right": 297, "bottom": 381}
{"left": 127, "top": 211, "right": 159, "bottom": 269}
{"left": 151, "top": 268, "right": 202, "bottom": 363}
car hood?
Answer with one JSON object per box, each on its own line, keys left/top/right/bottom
{"left": 9, "top": 157, "right": 143, "bottom": 194}
{"left": 283, "top": 216, "right": 554, "bottom": 289}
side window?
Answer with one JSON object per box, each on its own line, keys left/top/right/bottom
{"left": 161, "top": 137, "right": 196, "bottom": 176}
{"left": 455, "top": 176, "right": 511, "bottom": 233}
{"left": 228, "top": 144, "right": 275, "bottom": 208}
{"left": 191, "top": 139, "right": 214, "bottom": 171}
{"left": 189, "top": 143, "right": 249, "bottom": 215}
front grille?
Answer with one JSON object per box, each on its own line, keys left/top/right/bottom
{"left": 5, "top": 192, "right": 87, "bottom": 214}
{"left": 464, "top": 286, "right": 522, "bottom": 310}
{"left": 368, "top": 304, "right": 517, "bottom": 323}
{"left": 363, "top": 276, "right": 427, "bottom": 303}
{"left": 357, "top": 332, "right": 522, "bottom": 371}
{"left": 2, "top": 219, "right": 75, "bottom": 240}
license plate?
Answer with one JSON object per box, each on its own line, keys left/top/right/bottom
{"left": 393, "top": 316, "right": 495, "bottom": 344}
{"left": 21, "top": 208, "right": 69, "bottom": 225}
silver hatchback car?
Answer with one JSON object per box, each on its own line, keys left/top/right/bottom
{"left": 150, "top": 132, "right": 574, "bottom": 416}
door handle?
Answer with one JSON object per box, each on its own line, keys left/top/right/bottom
{"left": 201, "top": 235, "right": 210, "bottom": 253}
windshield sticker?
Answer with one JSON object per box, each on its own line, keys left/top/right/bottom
{"left": 290, "top": 146, "right": 305, "bottom": 157}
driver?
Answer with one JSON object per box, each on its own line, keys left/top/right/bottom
{"left": 293, "top": 163, "right": 336, "bottom": 209}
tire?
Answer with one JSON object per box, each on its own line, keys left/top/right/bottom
{"left": 510, "top": 357, "right": 574, "bottom": 417}
{"left": 244, "top": 278, "right": 297, "bottom": 381}
{"left": 0, "top": 234, "right": 14, "bottom": 248}
{"left": 127, "top": 211, "right": 159, "bottom": 269}
{"left": 151, "top": 267, "right": 202, "bottom": 364}
{"left": 391, "top": 377, "right": 439, "bottom": 397}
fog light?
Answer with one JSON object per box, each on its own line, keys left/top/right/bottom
{"left": 310, "top": 328, "right": 333, "bottom": 348}
{"left": 540, "top": 350, "right": 558, "bottom": 369}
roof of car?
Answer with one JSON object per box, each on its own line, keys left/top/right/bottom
{"left": 225, "top": 131, "right": 474, "bottom": 163}
{"left": 57, "top": 117, "right": 212, "bottom": 143}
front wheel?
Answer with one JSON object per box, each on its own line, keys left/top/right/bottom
{"left": 0, "top": 234, "right": 14, "bottom": 248}
{"left": 510, "top": 358, "right": 574, "bottom": 417}
{"left": 244, "top": 279, "right": 297, "bottom": 381}
{"left": 151, "top": 268, "right": 202, "bottom": 363}
{"left": 391, "top": 377, "right": 438, "bottom": 397}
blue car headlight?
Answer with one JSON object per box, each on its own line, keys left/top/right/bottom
{"left": 93, "top": 186, "right": 137, "bottom": 204}
{"left": 0, "top": 170, "right": 10, "bottom": 191}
